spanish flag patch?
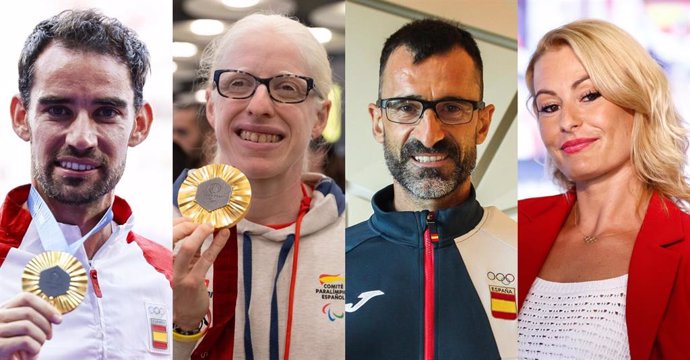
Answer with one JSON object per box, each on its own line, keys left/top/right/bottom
{"left": 151, "top": 319, "right": 168, "bottom": 350}
{"left": 489, "top": 285, "right": 517, "bottom": 320}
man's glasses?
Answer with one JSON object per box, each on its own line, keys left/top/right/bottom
{"left": 376, "top": 97, "right": 485, "bottom": 125}
{"left": 213, "top": 69, "right": 319, "bottom": 104}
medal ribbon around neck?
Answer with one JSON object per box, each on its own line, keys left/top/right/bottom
{"left": 22, "top": 185, "right": 113, "bottom": 314}
{"left": 27, "top": 185, "right": 114, "bottom": 255}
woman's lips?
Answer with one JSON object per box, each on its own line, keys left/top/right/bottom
{"left": 238, "top": 129, "right": 283, "bottom": 144}
{"left": 560, "top": 137, "right": 597, "bottom": 154}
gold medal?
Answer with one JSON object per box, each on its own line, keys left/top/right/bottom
{"left": 22, "top": 251, "right": 88, "bottom": 314}
{"left": 177, "top": 164, "right": 252, "bottom": 229}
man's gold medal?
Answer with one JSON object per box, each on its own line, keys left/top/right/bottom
{"left": 22, "top": 251, "right": 88, "bottom": 314}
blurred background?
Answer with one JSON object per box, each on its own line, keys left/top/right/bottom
{"left": 346, "top": 0, "right": 518, "bottom": 225}
{"left": 518, "top": 0, "right": 690, "bottom": 199}
{"left": 7, "top": 1, "right": 682, "bottom": 237}
{"left": 0, "top": 0, "right": 172, "bottom": 244}
{"left": 172, "top": 0, "right": 345, "bottom": 189}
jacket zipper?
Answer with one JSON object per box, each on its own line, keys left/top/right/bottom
{"left": 90, "top": 268, "right": 103, "bottom": 298}
{"left": 423, "top": 212, "right": 439, "bottom": 360}
{"left": 89, "top": 261, "right": 107, "bottom": 359}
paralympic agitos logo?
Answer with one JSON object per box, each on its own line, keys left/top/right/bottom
{"left": 316, "top": 274, "right": 345, "bottom": 321}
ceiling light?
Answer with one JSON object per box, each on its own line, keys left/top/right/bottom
{"left": 222, "top": 0, "right": 260, "bottom": 9}
{"left": 309, "top": 27, "right": 332, "bottom": 44}
{"left": 195, "top": 89, "right": 207, "bottom": 103}
{"left": 323, "top": 84, "right": 342, "bottom": 143}
{"left": 173, "top": 42, "right": 198, "bottom": 58}
{"left": 190, "top": 19, "right": 225, "bottom": 36}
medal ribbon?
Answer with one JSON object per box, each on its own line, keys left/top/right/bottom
{"left": 27, "top": 185, "right": 114, "bottom": 255}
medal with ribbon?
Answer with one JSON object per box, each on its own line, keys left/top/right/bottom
{"left": 21, "top": 186, "right": 113, "bottom": 314}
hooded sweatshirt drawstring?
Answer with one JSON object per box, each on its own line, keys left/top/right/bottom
{"left": 243, "top": 184, "right": 312, "bottom": 360}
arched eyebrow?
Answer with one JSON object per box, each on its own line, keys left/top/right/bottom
{"left": 534, "top": 75, "right": 591, "bottom": 99}
{"left": 570, "top": 75, "right": 591, "bottom": 90}
{"left": 534, "top": 89, "right": 556, "bottom": 99}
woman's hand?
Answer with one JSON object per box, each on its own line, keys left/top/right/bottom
{"left": 172, "top": 217, "right": 230, "bottom": 330}
{"left": 0, "top": 292, "right": 62, "bottom": 360}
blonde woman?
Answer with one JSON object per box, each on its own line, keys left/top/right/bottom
{"left": 172, "top": 14, "right": 344, "bottom": 360}
{"left": 518, "top": 20, "right": 690, "bottom": 360}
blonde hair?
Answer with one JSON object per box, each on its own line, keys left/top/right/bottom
{"left": 525, "top": 19, "right": 690, "bottom": 203}
{"left": 197, "top": 13, "right": 334, "bottom": 167}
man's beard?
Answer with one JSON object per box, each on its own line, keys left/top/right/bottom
{"left": 383, "top": 136, "right": 476, "bottom": 200}
{"left": 33, "top": 148, "right": 125, "bottom": 205}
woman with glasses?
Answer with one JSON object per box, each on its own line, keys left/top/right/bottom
{"left": 518, "top": 20, "right": 690, "bottom": 360}
{"left": 172, "top": 14, "right": 344, "bottom": 360}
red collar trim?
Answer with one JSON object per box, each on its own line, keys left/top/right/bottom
{"left": 0, "top": 184, "right": 134, "bottom": 247}
{"left": 0, "top": 185, "right": 32, "bottom": 248}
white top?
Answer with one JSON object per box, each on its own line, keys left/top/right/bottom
{"left": 0, "top": 217, "right": 172, "bottom": 359}
{"left": 454, "top": 206, "right": 518, "bottom": 359}
{"left": 518, "top": 274, "right": 630, "bottom": 360}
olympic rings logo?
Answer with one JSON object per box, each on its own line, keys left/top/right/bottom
{"left": 487, "top": 272, "right": 515, "bottom": 285}
{"left": 148, "top": 305, "right": 164, "bottom": 316}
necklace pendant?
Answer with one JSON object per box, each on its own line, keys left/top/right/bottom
{"left": 583, "top": 235, "right": 598, "bottom": 244}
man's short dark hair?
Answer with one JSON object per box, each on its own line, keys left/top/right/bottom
{"left": 18, "top": 9, "right": 150, "bottom": 109}
{"left": 379, "top": 18, "right": 484, "bottom": 98}
{"left": 174, "top": 100, "right": 213, "bottom": 136}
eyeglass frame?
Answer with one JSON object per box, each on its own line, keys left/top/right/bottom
{"left": 376, "top": 97, "right": 486, "bottom": 125}
{"left": 213, "top": 69, "right": 320, "bottom": 104}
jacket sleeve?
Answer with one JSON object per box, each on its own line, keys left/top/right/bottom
{"left": 173, "top": 339, "right": 198, "bottom": 360}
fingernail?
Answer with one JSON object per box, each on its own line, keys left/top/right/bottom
{"left": 52, "top": 313, "right": 63, "bottom": 324}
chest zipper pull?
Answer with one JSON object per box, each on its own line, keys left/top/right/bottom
{"left": 423, "top": 211, "right": 438, "bottom": 360}
{"left": 90, "top": 269, "right": 103, "bottom": 298}
{"left": 426, "top": 212, "right": 439, "bottom": 243}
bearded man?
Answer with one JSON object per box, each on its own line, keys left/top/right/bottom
{"left": 345, "top": 19, "right": 517, "bottom": 360}
{"left": 0, "top": 9, "right": 171, "bottom": 359}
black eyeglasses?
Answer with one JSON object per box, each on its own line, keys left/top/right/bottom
{"left": 213, "top": 69, "right": 319, "bottom": 104}
{"left": 376, "top": 97, "right": 485, "bottom": 125}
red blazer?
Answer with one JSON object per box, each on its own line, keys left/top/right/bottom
{"left": 518, "top": 192, "right": 690, "bottom": 360}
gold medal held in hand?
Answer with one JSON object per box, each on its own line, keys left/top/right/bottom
{"left": 22, "top": 251, "right": 88, "bottom": 314}
{"left": 177, "top": 164, "right": 252, "bottom": 229}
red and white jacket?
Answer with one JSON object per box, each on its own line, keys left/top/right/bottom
{"left": 0, "top": 185, "right": 172, "bottom": 359}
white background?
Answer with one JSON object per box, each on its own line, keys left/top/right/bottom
{"left": 0, "top": 0, "right": 173, "bottom": 244}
